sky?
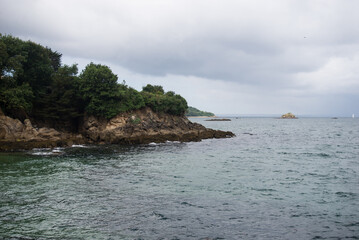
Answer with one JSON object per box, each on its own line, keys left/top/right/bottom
{"left": 1, "top": 0, "right": 359, "bottom": 116}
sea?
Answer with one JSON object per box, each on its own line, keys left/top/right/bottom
{"left": 0, "top": 117, "right": 358, "bottom": 240}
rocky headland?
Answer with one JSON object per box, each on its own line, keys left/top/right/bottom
{"left": 0, "top": 107, "right": 235, "bottom": 151}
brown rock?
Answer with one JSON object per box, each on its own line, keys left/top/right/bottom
{"left": 0, "top": 107, "right": 234, "bottom": 151}
{"left": 0, "top": 116, "right": 85, "bottom": 151}
{"left": 280, "top": 113, "right": 297, "bottom": 119}
{"left": 80, "top": 107, "right": 235, "bottom": 144}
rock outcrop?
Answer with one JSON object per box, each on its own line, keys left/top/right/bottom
{"left": 0, "top": 107, "right": 234, "bottom": 151}
{"left": 81, "top": 107, "right": 234, "bottom": 144}
{"left": 280, "top": 112, "right": 297, "bottom": 119}
{"left": 0, "top": 113, "right": 84, "bottom": 151}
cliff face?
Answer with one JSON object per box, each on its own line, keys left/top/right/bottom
{"left": 0, "top": 107, "right": 234, "bottom": 151}
{"left": 0, "top": 112, "right": 84, "bottom": 151}
{"left": 81, "top": 107, "right": 234, "bottom": 144}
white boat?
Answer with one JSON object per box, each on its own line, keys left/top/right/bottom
{"left": 353, "top": 114, "right": 355, "bottom": 118}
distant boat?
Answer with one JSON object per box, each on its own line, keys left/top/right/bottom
{"left": 353, "top": 114, "right": 355, "bottom": 118}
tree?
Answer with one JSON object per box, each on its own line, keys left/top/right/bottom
{"left": 0, "top": 35, "right": 34, "bottom": 118}
{"left": 37, "top": 64, "right": 84, "bottom": 130}
{"left": 0, "top": 35, "right": 191, "bottom": 128}
{"left": 79, "top": 63, "right": 122, "bottom": 119}
{"left": 117, "top": 84, "right": 145, "bottom": 112}
{"left": 142, "top": 84, "right": 165, "bottom": 94}
{"left": 141, "top": 85, "right": 188, "bottom": 116}
{"left": 0, "top": 82, "right": 33, "bottom": 119}
{"left": 0, "top": 34, "right": 61, "bottom": 120}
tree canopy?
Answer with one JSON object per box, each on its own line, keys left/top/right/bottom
{"left": 141, "top": 84, "right": 188, "bottom": 116}
{"left": 0, "top": 34, "right": 189, "bottom": 130}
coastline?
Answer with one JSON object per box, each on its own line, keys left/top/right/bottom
{"left": 0, "top": 108, "right": 234, "bottom": 151}
{"left": 187, "top": 116, "right": 216, "bottom": 118}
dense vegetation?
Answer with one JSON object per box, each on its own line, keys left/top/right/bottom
{"left": 0, "top": 34, "right": 188, "bottom": 130}
{"left": 186, "top": 106, "right": 215, "bottom": 117}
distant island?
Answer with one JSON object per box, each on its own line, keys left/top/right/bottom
{"left": 0, "top": 34, "right": 234, "bottom": 151}
{"left": 205, "top": 118, "right": 231, "bottom": 121}
{"left": 280, "top": 112, "right": 297, "bottom": 119}
{"left": 186, "top": 106, "right": 215, "bottom": 117}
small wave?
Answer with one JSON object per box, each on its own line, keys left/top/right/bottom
{"left": 343, "top": 222, "right": 359, "bottom": 227}
{"left": 251, "top": 187, "right": 277, "bottom": 192}
{"left": 335, "top": 192, "right": 357, "bottom": 198}
{"left": 148, "top": 142, "right": 157, "bottom": 146}
{"left": 151, "top": 211, "right": 168, "bottom": 220}
{"left": 71, "top": 144, "right": 87, "bottom": 148}
{"left": 52, "top": 147, "right": 64, "bottom": 153}
{"left": 32, "top": 148, "right": 51, "bottom": 151}
{"left": 30, "top": 146, "right": 66, "bottom": 155}
{"left": 180, "top": 201, "right": 195, "bottom": 207}
{"left": 278, "top": 151, "right": 291, "bottom": 155}
{"left": 302, "top": 152, "right": 331, "bottom": 158}
{"left": 31, "top": 151, "right": 53, "bottom": 156}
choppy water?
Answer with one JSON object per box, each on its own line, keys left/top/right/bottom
{"left": 0, "top": 118, "right": 358, "bottom": 239}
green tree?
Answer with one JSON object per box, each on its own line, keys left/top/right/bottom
{"left": 0, "top": 34, "right": 61, "bottom": 120}
{"left": 142, "top": 84, "right": 165, "bottom": 94}
{"left": 20, "top": 41, "right": 54, "bottom": 96}
{"left": 0, "top": 34, "right": 191, "bottom": 129}
{"left": 141, "top": 85, "right": 188, "bottom": 116}
{"left": 117, "top": 84, "right": 145, "bottom": 112}
{"left": 79, "top": 63, "right": 122, "bottom": 119}
{"left": 0, "top": 35, "right": 34, "bottom": 118}
{"left": 0, "top": 82, "right": 33, "bottom": 119}
{"left": 37, "top": 64, "right": 84, "bottom": 130}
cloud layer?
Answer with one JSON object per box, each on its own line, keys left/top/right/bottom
{"left": 1, "top": 0, "right": 359, "bottom": 115}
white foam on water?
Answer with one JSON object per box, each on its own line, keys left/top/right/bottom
{"left": 31, "top": 151, "right": 53, "bottom": 156}
{"left": 52, "top": 149, "right": 63, "bottom": 153}
{"left": 71, "top": 144, "right": 87, "bottom": 148}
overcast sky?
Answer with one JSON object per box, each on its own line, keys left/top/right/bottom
{"left": 1, "top": 0, "right": 359, "bottom": 116}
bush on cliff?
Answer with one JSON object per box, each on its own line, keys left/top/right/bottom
{"left": 141, "top": 84, "right": 188, "bottom": 116}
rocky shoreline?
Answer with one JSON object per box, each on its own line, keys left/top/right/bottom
{"left": 0, "top": 107, "right": 235, "bottom": 151}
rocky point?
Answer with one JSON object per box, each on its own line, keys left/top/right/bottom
{"left": 0, "top": 107, "right": 234, "bottom": 151}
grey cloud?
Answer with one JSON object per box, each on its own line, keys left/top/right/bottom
{"left": 1, "top": 0, "right": 358, "bottom": 115}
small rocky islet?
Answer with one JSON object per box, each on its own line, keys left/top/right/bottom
{"left": 280, "top": 112, "right": 297, "bottom": 119}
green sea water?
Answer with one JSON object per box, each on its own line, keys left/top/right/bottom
{"left": 0, "top": 118, "right": 358, "bottom": 239}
